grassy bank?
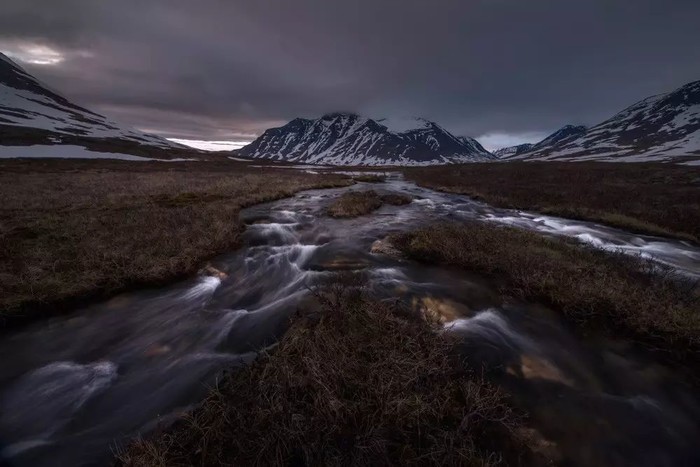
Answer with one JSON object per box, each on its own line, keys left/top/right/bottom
{"left": 327, "top": 190, "right": 412, "bottom": 218}
{"left": 121, "top": 286, "right": 534, "bottom": 466}
{"left": 404, "top": 162, "right": 700, "bottom": 243}
{"left": 0, "top": 159, "right": 351, "bottom": 326}
{"left": 352, "top": 174, "right": 386, "bottom": 183}
{"left": 391, "top": 223, "right": 700, "bottom": 366}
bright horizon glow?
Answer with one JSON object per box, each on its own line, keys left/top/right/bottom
{"left": 477, "top": 131, "right": 548, "bottom": 151}
{"left": 2, "top": 43, "right": 65, "bottom": 65}
{"left": 168, "top": 138, "right": 251, "bottom": 151}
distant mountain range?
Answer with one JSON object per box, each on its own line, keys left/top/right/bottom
{"left": 2, "top": 50, "right": 698, "bottom": 165}
{"left": 0, "top": 53, "right": 192, "bottom": 158}
{"left": 235, "top": 113, "right": 495, "bottom": 166}
{"left": 238, "top": 80, "right": 699, "bottom": 166}
{"left": 496, "top": 81, "right": 700, "bottom": 164}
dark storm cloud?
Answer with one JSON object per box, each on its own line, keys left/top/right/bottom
{"left": 2, "top": 0, "right": 700, "bottom": 146}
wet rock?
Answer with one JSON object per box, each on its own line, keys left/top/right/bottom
{"left": 516, "top": 427, "right": 562, "bottom": 463}
{"left": 308, "top": 256, "right": 369, "bottom": 271}
{"left": 413, "top": 296, "right": 470, "bottom": 324}
{"left": 370, "top": 238, "right": 403, "bottom": 259}
{"left": 144, "top": 344, "right": 172, "bottom": 357}
{"left": 105, "top": 295, "right": 134, "bottom": 310}
{"left": 507, "top": 354, "right": 574, "bottom": 387}
{"left": 201, "top": 264, "right": 229, "bottom": 279}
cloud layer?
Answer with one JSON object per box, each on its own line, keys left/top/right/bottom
{"left": 2, "top": 0, "right": 699, "bottom": 147}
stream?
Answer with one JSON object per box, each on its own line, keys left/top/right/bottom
{"left": 0, "top": 175, "right": 698, "bottom": 466}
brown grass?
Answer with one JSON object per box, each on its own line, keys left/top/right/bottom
{"left": 119, "top": 284, "right": 530, "bottom": 466}
{"left": 327, "top": 190, "right": 384, "bottom": 218}
{"left": 0, "top": 159, "right": 351, "bottom": 326}
{"left": 353, "top": 174, "right": 386, "bottom": 183}
{"left": 404, "top": 162, "right": 700, "bottom": 243}
{"left": 326, "top": 191, "right": 413, "bottom": 218}
{"left": 391, "top": 223, "right": 700, "bottom": 366}
{"left": 381, "top": 192, "right": 413, "bottom": 206}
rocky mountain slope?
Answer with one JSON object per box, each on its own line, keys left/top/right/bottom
{"left": 493, "top": 143, "right": 534, "bottom": 158}
{"left": 500, "top": 81, "right": 700, "bottom": 163}
{"left": 235, "top": 113, "right": 495, "bottom": 166}
{"left": 0, "top": 53, "right": 190, "bottom": 158}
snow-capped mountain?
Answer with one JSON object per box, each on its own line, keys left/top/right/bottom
{"left": 235, "top": 113, "right": 495, "bottom": 166}
{"left": 531, "top": 125, "right": 587, "bottom": 151}
{"left": 502, "top": 81, "right": 700, "bottom": 163}
{"left": 493, "top": 143, "right": 534, "bottom": 158}
{"left": 0, "top": 53, "right": 187, "bottom": 155}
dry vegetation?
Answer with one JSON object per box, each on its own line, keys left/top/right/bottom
{"left": 327, "top": 190, "right": 412, "bottom": 218}
{"left": 120, "top": 285, "right": 532, "bottom": 466}
{"left": 352, "top": 174, "right": 386, "bottom": 183}
{"left": 405, "top": 162, "right": 700, "bottom": 243}
{"left": 381, "top": 192, "right": 413, "bottom": 206}
{"left": 0, "top": 159, "right": 351, "bottom": 326}
{"left": 391, "top": 223, "right": 700, "bottom": 367}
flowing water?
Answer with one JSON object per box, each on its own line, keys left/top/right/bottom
{"left": 0, "top": 175, "right": 698, "bottom": 466}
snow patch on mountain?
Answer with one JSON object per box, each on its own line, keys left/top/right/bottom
{"left": 494, "top": 143, "right": 534, "bottom": 159}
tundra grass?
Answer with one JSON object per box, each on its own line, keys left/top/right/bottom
{"left": 327, "top": 190, "right": 412, "bottom": 218}
{"left": 391, "top": 223, "right": 700, "bottom": 367}
{"left": 404, "top": 162, "right": 700, "bottom": 243}
{"left": 120, "top": 286, "right": 533, "bottom": 466}
{"left": 0, "top": 159, "right": 351, "bottom": 326}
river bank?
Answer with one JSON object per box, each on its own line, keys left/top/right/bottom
{"left": 119, "top": 179, "right": 699, "bottom": 467}
{"left": 404, "top": 162, "right": 700, "bottom": 243}
{"left": 1, "top": 171, "right": 699, "bottom": 466}
{"left": 0, "top": 159, "right": 351, "bottom": 329}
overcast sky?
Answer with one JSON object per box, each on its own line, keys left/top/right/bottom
{"left": 2, "top": 0, "right": 699, "bottom": 150}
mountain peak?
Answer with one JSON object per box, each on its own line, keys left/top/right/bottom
{"left": 320, "top": 112, "right": 360, "bottom": 120}
{"left": 237, "top": 114, "right": 493, "bottom": 166}
{"left": 376, "top": 116, "right": 435, "bottom": 133}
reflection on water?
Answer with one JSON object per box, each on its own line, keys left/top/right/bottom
{"left": 0, "top": 174, "right": 698, "bottom": 466}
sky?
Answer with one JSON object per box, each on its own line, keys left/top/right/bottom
{"left": 2, "top": 0, "right": 700, "bottom": 151}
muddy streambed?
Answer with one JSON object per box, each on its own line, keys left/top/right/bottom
{"left": 0, "top": 175, "right": 698, "bottom": 466}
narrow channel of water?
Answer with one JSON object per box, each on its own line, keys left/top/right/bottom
{"left": 0, "top": 175, "right": 698, "bottom": 466}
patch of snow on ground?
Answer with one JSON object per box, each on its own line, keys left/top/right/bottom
{"left": 0, "top": 145, "right": 192, "bottom": 161}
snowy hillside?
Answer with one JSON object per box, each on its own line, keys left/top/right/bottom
{"left": 235, "top": 113, "right": 495, "bottom": 166}
{"left": 0, "top": 53, "right": 187, "bottom": 156}
{"left": 502, "top": 81, "right": 700, "bottom": 163}
{"left": 493, "top": 143, "right": 534, "bottom": 159}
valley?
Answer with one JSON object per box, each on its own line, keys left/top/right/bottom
{"left": 0, "top": 162, "right": 698, "bottom": 466}
{"left": 1, "top": 17, "right": 700, "bottom": 466}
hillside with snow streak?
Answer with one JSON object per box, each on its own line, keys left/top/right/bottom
{"left": 499, "top": 80, "right": 700, "bottom": 164}
{"left": 235, "top": 113, "right": 495, "bottom": 166}
{"left": 0, "top": 53, "right": 187, "bottom": 156}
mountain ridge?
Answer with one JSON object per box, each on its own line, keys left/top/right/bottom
{"left": 235, "top": 113, "right": 495, "bottom": 166}
{"left": 499, "top": 80, "right": 700, "bottom": 163}
{"left": 0, "top": 52, "right": 189, "bottom": 157}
